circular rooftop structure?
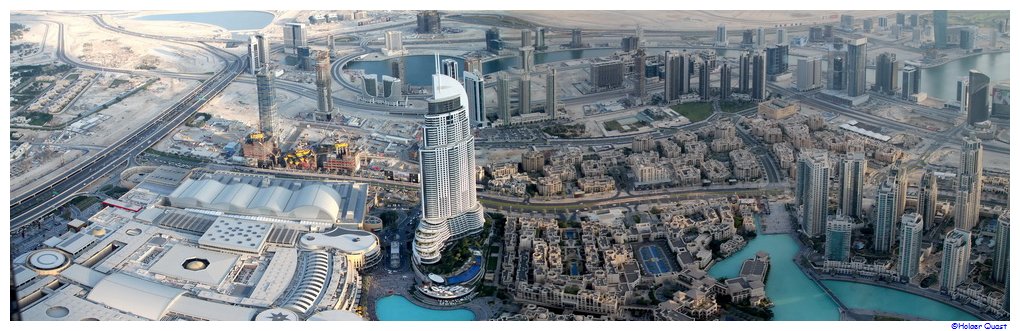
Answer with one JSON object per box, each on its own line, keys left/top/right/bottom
{"left": 26, "top": 249, "right": 71, "bottom": 275}
{"left": 255, "top": 308, "right": 300, "bottom": 321}
{"left": 182, "top": 258, "right": 210, "bottom": 271}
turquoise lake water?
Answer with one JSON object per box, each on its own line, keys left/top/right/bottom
{"left": 136, "top": 11, "right": 275, "bottom": 31}
{"left": 822, "top": 280, "right": 979, "bottom": 321}
{"left": 374, "top": 295, "right": 475, "bottom": 321}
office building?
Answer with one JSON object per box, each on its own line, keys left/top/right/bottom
{"left": 535, "top": 27, "right": 547, "bottom": 50}
{"left": 918, "top": 170, "right": 939, "bottom": 231}
{"left": 739, "top": 51, "right": 751, "bottom": 93}
{"left": 755, "top": 27, "right": 766, "bottom": 48}
{"left": 934, "top": 10, "right": 948, "bottom": 49}
{"left": 957, "top": 77, "right": 970, "bottom": 110}
{"left": 841, "top": 15, "right": 855, "bottom": 30}
{"left": 326, "top": 34, "right": 335, "bottom": 55}
{"left": 621, "top": 36, "right": 640, "bottom": 52}
{"left": 765, "top": 44, "right": 789, "bottom": 76}
{"left": 363, "top": 74, "right": 379, "bottom": 98}
{"left": 441, "top": 59, "right": 459, "bottom": 81}
{"left": 863, "top": 18, "right": 873, "bottom": 33}
{"left": 546, "top": 68, "right": 557, "bottom": 118}
{"left": 750, "top": 50, "right": 767, "bottom": 101}
{"left": 589, "top": 60, "right": 623, "bottom": 92}
{"left": 846, "top": 37, "right": 868, "bottom": 97}
{"left": 519, "top": 73, "right": 532, "bottom": 114}
{"left": 809, "top": 26, "right": 825, "bottom": 42}
{"left": 828, "top": 50, "right": 847, "bottom": 91}
{"left": 247, "top": 34, "right": 269, "bottom": 75}
{"left": 797, "top": 57, "right": 823, "bottom": 91}
{"left": 909, "top": 14, "right": 919, "bottom": 27}
{"left": 698, "top": 62, "right": 711, "bottom": 101}
{"left": 825, "top": 216, "right": 853, "bottom": 262}
{"left": 993, "top": 211, "right": 1009, "bottom": 283}
{"left": 874, "top": 52, "right": 899, "bottom": 95}
{"left": 899, "top": 213, "right": 924, "bottom": 281}
{"left": 497, "top": 72, "right": 512, "bottom": 125}
{"left": 255, "top": 68, "right": 277, "bottom": 137}
{"left": 313, "top": 51, "right": 333, "bottom": 120}
{"left": 384, "top": 31, "right": 404, "bottom": 55}
{"left": 416, "top": 10, "right": 441, "bottom": 34}
{"left": 954, "top": 136, "right": 983, "bottom": 230}
{"left": 521, "top": 29, "right": 534, "bottom": 48}
{"left": 776, "top": 28, "right": 786, "bottom": 45}
{"left": 380, "top": 75, "right": 402, "bottom": 103}
{"left": 796, "top": 149, "right": 830, "bottom": 237}
{"left": 463, "top": 71, "right": 485, "bottom": 127}
{"left": 283, "top": 22, "right": 307, "bottom": 54}
{"left": 901, "top": 66, "right": 920, "bottom": 100}
{"left": 486, "top": 27, "right": 502, "bottom": 53}
{"left": 960, "top": 28, "right": 975, "bottom": 50}
{"left": 413, "top": 73, "right": 485, "bottom": 265}
{"left": 664, "top": 51, "right": 690, "bottom": 102}
{"left": 991, "top": 83, "right": 1010, "bottom": 118}
{"left": 967, "top": 70, "right": 990, "bottom": 125}
{"left": 940, "top": 228, "right": 972, "bottom": 293}
{"left": 719, "top": 63, "right": 732, "bottom": 100}
{"left": 838, "top": 152, "right": 867, "bottom": 219}
{"left": 879, "top": 16, "right": 888, "bottom": 28}
{"left": 632, "top": 49, "right": 647, "bottom": 102}
{"left": 570, "top": 28, "right": 584, "bottom": 48}
{"left": 716, "top": 24, "right": 728, "bottom": 46}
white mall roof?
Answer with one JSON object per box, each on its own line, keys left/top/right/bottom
{"left": 148, "top": 245, "right": 239, "bottom": 286}
{"left": 86, "top": 272, "right": 186, "bottom": 320}
{"left": 198, "top": 217, "right": 272, "bottom": 254}
{"left": 299, "top": 227, "right": 378, "bottom": 255}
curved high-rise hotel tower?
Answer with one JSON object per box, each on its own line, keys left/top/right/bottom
{"left": 412, "top": 73, "right": 485, "bottom": 265}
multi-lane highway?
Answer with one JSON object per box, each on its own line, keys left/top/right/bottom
{"left": 9, "top": 19, "right": 247, "bottom": 230}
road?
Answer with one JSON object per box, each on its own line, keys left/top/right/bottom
{"left": 9, "top": 19, "right": 246, "bottom": 230}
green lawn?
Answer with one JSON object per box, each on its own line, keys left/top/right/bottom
{"left": 69, "top": 196, "right": 101, "bottom": 211}
{"left": 719, "top": 100, "right": 756, "bottom": 113}
{"left": 24, "top": 112, "right": 53, "bottom": 126}
{"left": 671, "top": 102, "right": 714, "bottom": 122}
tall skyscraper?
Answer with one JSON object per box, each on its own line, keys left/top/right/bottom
{"left": 828, "top": 50, "right": 847, "bottom": 91}
{"left": 283, "top": 22, "right": 307, "bottom": 53}
{"left": 463, "top": 71, "right": 485, "bottom": 128}
{"left": 825, "top": 215, "right": 852, "bottom": 262}
{"left": 248, "top": 34, "right": 270, "bottom": 75}
{"left": 874, "top": 52, "right": 899, "bottom": 95}
{"left": 546, "top": 68, "right": 557, "bottom": 118}
{"left": 486, "top": 27, "right": 503, "bottom": 53}
{"left": 993, "top": 211, "right": 1009, "bottom": 283}
{"left": 878, "top": 16, "right": 888, "bottom": 28}
{"left": 663, "top": 50, "right": 690, "bottom": 102}
{"left": 255, "top": 68, "right": 277, "bottom": 137}
{"left": 901, "top": 66, "right": 920, "bottom": 100}
{"left": 874, "top": 167, "right": 907, "bottom": 254}
{"left": 918, "top": 170, "right": 939, "bottom": 231}
{"left": 715, "top": 24, "right": 728, "bottom": 46}
{"left": 497, "top": 72, "right": 511, "bottom": 125}
{"left": 632, "top": 49, "right": 647, "bottom": 102}
{"left": 846, "top": 37, "right": 868, "bottom": 97}
{"left": 738, "top": 51, "right": 751, "bottom": 93}
{"left": 934, "top": 10, "right": 948, "bottom": 49}
{"left": 896, "top": 13, "right": 906, "bottom": 26}
{"left": 960, "top": 28, "right": 975, "bottom": 50}
{"left": 313, "top": 51, "right": 333, "bottom": 120}
{"left": 955, "top": 136, "right": 983, "bottom": 230}
{"left": 863, "top": 18, "right": 873, "bottom": 33}
{"left": 776, "top": 28, "right": 787, "bottom": 45}
{"left": 797, "top": 57, "right": 823, "bottom": 91}
{"left": 967, "top": 70, "right": 990, "bottom": 125}
{"left": 535, "top": 27, "right": 547, "bottom": 50}
{"left": 413, "top": 73, "right": 485, "bottom": 265}
{"left": 839, "top": 152, "right": 867, "bottom": 219}
{"left": 750, "top": 49, "right": 767, "bottom": 101}
{"left": 765, "top": 44, "right": 789, "bottom": 76}
{"left": 741, "top": 29, "right": 754, "bottom": 46}
{"left": 521, "top": 29, "right": 534, "bottom": 48}
{"left": 796, "top": 149, "right": 830, "bottom": 237}
{"left": 899, "top": 213, "right": 924, "bottom": 281}
{"left": 940, "top": 228, "right": 972, "bottom": 293}
{"left": 696, "top": 62, "right": 710, "bottom": 101}
{"left": 416, "top": 10, "right": 441, "bottom": 34}
{"left": 326, "top": 34, "right": 335, "bottom": 55}
{"left": 719, "top": 63, "right": 732, "bottom": 100}
{"left": 755, "top": 27, "right": 766, "bottom": 48}
{"left": 520, "top": 46, "right": 535, "bottom": 73}
{"left": 841, "top": 15, "right": 855, "bottom": 30}
{"left": 440, "top": 58, "right": 459, "bottom": 81}
{"left": 519, "top": 73, "right": 532, "bottom": 115}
